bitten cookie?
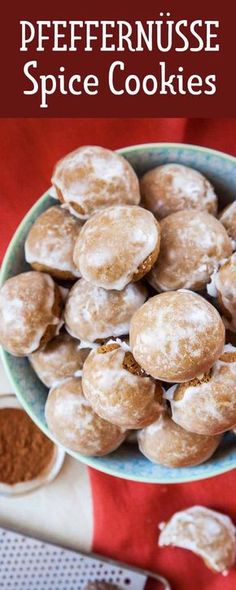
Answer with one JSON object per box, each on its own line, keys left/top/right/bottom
{"left": 159, "top": 506, "right": 236, "bottom": 574}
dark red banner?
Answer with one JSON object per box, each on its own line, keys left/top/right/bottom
{"left": 0, "top": 1, "right": 234, "bottom": 117}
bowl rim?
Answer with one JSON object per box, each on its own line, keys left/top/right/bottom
{"left": 1, "top": 140, "right": 236, "bottom": 484}
{"left": 116, "top": 141, "right": 236, "bottom": 164}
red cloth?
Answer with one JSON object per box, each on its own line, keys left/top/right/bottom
{"left": 1, "top": 118, "right": 236, "bottom": 589}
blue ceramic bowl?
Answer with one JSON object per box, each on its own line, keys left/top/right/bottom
{"left": 1, "top": 142, "right": 236, "bottom": 483}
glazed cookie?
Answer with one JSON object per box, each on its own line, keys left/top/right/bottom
{"left": 51, "top": 145, "right": 140, "bottom": 219}
{"left": 0, "top": 271, "right": 63, "bottom": 356}
{"left": 140, "top": 163, "right": 217, "bottom": 219}
{"left": 219, "top": 201, "right": 236, "bottom": 241}
{"left": 45, "top": 377, "right": 126, "bottom": 455}
{"left": 29, "top": 332, "right": 90, "bottom": 387}
{"left": 82, "top": 342, "right": 163, "bottom": 429}
{"left": 25, "top": 205, "right": 83, "bottom": 280}
{"left": 148, "top": 210, "right": 232, "bottom": 292}
{"left": 207, "top": 254, "right": 236, "bottom": 332}
{"left": 138, "top": 413, "right": 221, "bottom": 467}
{"left": 168, "top": 344, "right": 236, "bottom": 435}
{"left": 130, "top": 291, "right": 225, "bottom": 382}
{"left": 73, "top": 205, "right": 160, "bottom": 290}
{"left": 159, "top": 506, "right": 236, "bottom": 574}
{"left": 64, "top": 278, "right": 147, "bottom": 342}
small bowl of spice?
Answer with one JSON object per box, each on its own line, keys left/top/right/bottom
{"left": 0, "top": 394, "right": 65, "bottom": 495}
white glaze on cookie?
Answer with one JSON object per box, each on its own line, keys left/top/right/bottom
{"left": 0, "top": 272, "right": 62, "bottom": 356}
{"left": 25, "top": 205, "right": 82, "bottom": 278}
{"left": 45, "top": 377, "right": 126, "bottom": 455}
{"left": 29, "top": 332, "right": 90, "bottom": 387}
{"left": 207, "top": 254, "right": 236, "bottom": 332}
{"left": 65, "top": 278, "right": 147, "bottom": 342}
{"left": 138, "top": 413, "right": 220, "bottom": 467}
{"left": 140, "top": 163, "right": 217, "bottom": 219}
{"left": 149, "top": 210, "right": 232, "bottom": 292}
{"left": 130, "top": 291, "right": 225, "bottom": 382}
{"left": 159, "top": 506, "right": 236, "bottom": 574}
{"left": 82, "top": 343, "right": 163, "bottom": 428}
{"left": 51, "top": 146, "right": 140, "bottom": 219}
{"left": 73, "top": 205, "right": 160, "bottom": 290}
{"left": 170, "top": 345, "right": 236, "bottom": 434}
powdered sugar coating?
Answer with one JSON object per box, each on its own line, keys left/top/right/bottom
{"left": 130, "top": 291, "right": 225, "bottom": 382}
{"left": 170, "top": 344, "right": 236, "bottom": 435}
{"left": 138, "top": 413, "right": 221, "bottom": 467}
{"left": 29, "top": 332, "right": 90, "bottom": 387}
{"left": 206, "top": 271, "right": 219, "bottom": 298}
{"left": 73, "top": 205, "right": 160, "bottom": 290}
{"left": 51, "top": 145, "right": 140, "bottom": 219}
{"left": 45, "top": 377, "right": 126, "bottom": 455}
{"left": 64, "top": 278, "right": 147, "bottom": 342}
{"left": 219, "top": 201, "right": 236, "bottom": 241}
{"left": 82, "top": 344, "right": 163, "bottom": 429}
{"left": 208, "top": 254, "right": 236, "bottom": 332}
{"left": 149, "top": 210, "right": 232, "bottom": 292}
{"left": 140, "top": 163, "right": 218, "bottom": 219}
{"left": 25, "top": 205, "right": 83, "bottom": 279}
{"left": 0, "top": 272, "right": 62, "bottom": 356}
{"left": 159, "top": 505, "right": 236, "bottom": 573}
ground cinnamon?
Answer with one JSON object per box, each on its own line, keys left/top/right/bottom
{"left": 0, "top": 408, "right": 54, "bottom": 484}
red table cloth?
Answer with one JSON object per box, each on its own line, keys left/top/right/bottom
{"left": 1, "top": 117, "right": 236, "bottom": 590}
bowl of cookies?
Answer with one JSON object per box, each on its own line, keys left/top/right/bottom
{"left": 1, "top": 142, "right": 236, "bottom": 483}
